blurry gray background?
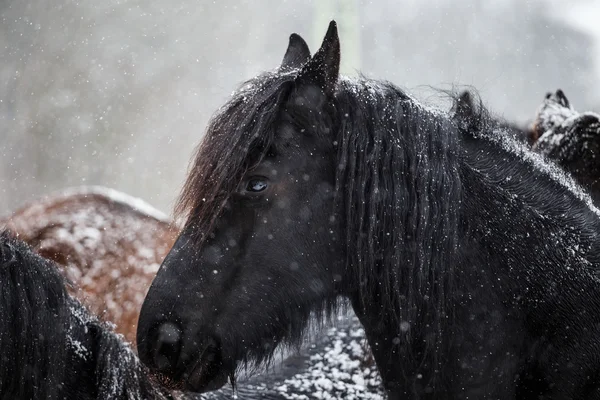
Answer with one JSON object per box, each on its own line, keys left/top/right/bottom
{"left": 1, "top": 0, "right": 599, "bottom": 216}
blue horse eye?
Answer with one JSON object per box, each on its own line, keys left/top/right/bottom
{"left": 247, "top": 179, "right": 267, "bottom": 192}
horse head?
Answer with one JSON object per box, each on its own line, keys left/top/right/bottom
{"left": 137, "top": 23, "right": 347, "bottom": 392}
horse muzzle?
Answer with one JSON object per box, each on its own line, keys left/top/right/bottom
{"left": 140, "top": 319, "right": 229, "bottom": 393}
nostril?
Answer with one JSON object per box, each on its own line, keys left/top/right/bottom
{"left": 153, "top": 322, "right": 182, "bottom": 373}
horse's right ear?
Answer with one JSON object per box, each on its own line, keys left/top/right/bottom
{"left": 454, "top": 91, "right": 476, "bottom": 120}
{"left": 294, "top": 21, "right": 340, "bottom": 98}
{"left": 280, "top": 33, "right": 311, "bottom": 71}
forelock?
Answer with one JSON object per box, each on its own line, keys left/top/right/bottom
{"left": 175, "top": 71, "right": 296, "bottom": 241}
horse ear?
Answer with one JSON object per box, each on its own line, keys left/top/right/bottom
{"left": 555, "top": 89, "right": 571, "bottom": 108}
{"left": 280, "top": 33, "right": 311, "bottom": 71}
{"left": 295, "top": 20, "right": 340, "bottom": 98}
{"left": 455, "top": 91, "right": 475, "bottom": 120}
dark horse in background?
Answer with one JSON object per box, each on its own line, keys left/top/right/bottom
{"left": 138, "top": 22, "right": 600, "bottom": 399}
{"left": 531, "top": 89, "right": 600, "bottom": 205}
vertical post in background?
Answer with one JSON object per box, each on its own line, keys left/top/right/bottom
{"left": 313, "top": 0, "right": 336, "bottom": 51}
{"left": 338, "top": 0, "right": 360, "bottom": 76}
{"left": 313, "top": 0, "right": 360, "bottom": 76}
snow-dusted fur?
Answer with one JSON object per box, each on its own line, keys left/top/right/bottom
{"left": 0, "top": 186, "right": 179, "bottom": 344}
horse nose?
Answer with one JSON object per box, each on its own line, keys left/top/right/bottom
{"left": 152, "top": 322, "right": 183, "bottom": 374}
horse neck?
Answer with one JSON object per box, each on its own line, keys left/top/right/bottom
{"left": 347, "top": 132, "right": 600, "bottom": 398}
{"left": 349, "top": 294, "right": 414, "bottom": 399}
{"left": 459, "top": 135, "right": 600, "bottom": 325}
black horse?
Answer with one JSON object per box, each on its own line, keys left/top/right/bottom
{"left": 138, "top": 22, "right": 600, "bottom": 399}
{"left": 0, "top": 230, "right": 383, "bottom": 399}
{"left": 532, "top": 89, "right": 600, "bottom": 204}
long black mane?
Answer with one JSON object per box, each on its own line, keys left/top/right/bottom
{"left": 176, "top": 72, "right": 296, "bottom": 238}
{"left": 0, "top": 231, "right": 69, "bottom": 399}
{"left": 334, "top": 78, "right": 462, "bottom": 376}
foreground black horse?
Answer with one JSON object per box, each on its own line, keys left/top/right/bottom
{"left": 138, "top": 22, "right": 600, "bottom": 399}
{"left": 0, "top": 230, "right": 382, "bottom": 399}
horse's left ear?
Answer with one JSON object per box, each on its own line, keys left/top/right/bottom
{"left": 280, "top": 33, "right": 311, "bottom": 71}
{"left": 295, "top": 20, "right": 340, "bottom": 98}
